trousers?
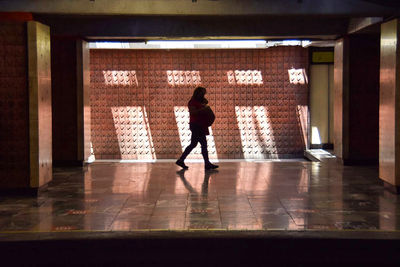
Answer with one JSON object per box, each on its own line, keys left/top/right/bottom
{"left": 179, "top": 123, "right": 210, "bottom": 163}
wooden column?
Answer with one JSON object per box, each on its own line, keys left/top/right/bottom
{"left": 380, "top": 19, "right": 400, "bottom": 193}
{"left": 76, "top": 39, "right": 92, "bottom": 163}
{"left": 28, "top": 21, "right": 52, "bottom": 189}
{"left": 333, "top": 37, "right": 350, "bottom": 161}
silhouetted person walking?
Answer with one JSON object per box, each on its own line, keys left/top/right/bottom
{"left": 176, "top": 87, "right": 218, "bottom": 170}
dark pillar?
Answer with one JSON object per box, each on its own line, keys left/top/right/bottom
{"left": 0, "top": 16, "right": 52, "bottom": 193}
{"left": 51, "top": 37, "right": 91, "bottom": 166}
{"left": 334, "top": 34, "right": 380, "bottom": 165}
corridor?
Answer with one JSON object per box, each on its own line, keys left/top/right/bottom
{"left": 0, "top": 160, "right": 397, "bottom": 232}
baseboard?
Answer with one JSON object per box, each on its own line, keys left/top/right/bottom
{"left": 53, "top": 160, "right": 85, "bottom": 167}
{"left": 0, "top": 184, "right": 48, "bottom": 196}
{"left": 310, "top": 143, "right": 333, "bottom": 149}
{"left": 342, "top": 158, "right": 378, "bottom": 166}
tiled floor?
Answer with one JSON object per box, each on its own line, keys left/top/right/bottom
{"left": 1, "top": 160, "right": 400, "bottom": 232}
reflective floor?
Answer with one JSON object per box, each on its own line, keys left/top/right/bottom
{"left": 1, "top": 160, "right": 400, "bottom": 232}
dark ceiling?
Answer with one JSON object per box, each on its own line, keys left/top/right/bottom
{"left": 34, "top": 14, "right": 352, "bottom": 40}
{"left": 2, "top": 0, "right": 399, "bottom": 40}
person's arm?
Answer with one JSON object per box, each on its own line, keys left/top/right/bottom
{"left": 189, "top": 103, "right": 208, "bottom": 115}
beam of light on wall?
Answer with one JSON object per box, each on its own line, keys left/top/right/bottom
{"left": 111, "top": 106, "right": 156, "bottom": 160}
{"left": 235, "top": 106, "right": 277, "bottom": 159}
{"left": 174, "top": 106, "right": 217, "bottom": 159}
{"left": 87, "top": 142, "right": 96, "bottom": 163}
{"left": 288, "top": 68, "right": 308, "bottom": 85}
{"left": 227, "top": 70, "right": 263, "bottom": 85}
{"left": 102, "top": 70, "right": 138, "bottom": 86}
{"left": 167, "top": 70, "right": 201, "bottom": 86}
{"left": 311, "top": 126, "right": 322, "bottom": 145}
{"left": 296, "top": 105, "right": 309, "bottom": 149}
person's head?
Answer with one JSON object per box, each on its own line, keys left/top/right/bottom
{"left": 192, "top": 86, "right": 206, "bottom": 101}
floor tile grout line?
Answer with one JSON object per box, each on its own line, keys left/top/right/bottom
{"left": 216, "top": 184, "right": 224, "bottom": 230}
{"left": 146, "top": 189, "right": 163, "bottom": 229}
{"left": 108, "top": 195, "right": 132, "bottom": 230}
{"left": 246, "top": 194, "right": 262, "bottom": 228}
{"left": 184, "top": 192, "right": 189, "bottom": 229}
{"left": 277, "top": 194, "right": 297, "bottom": 228}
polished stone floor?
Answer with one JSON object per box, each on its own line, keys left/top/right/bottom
{"left": 1, "top": 160, "right": 400, "bottom": 232}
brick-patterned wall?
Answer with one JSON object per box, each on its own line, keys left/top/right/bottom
{"left": 90, "top": 47, "right": 308, "bottom": 160}
{"left": 0, "top": 22, "right": 29, "bottom": 187}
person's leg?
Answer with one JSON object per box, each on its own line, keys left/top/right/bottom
{"left": 199, "top": 134, "right": 219, "bottom": 169}
{"left": 198, "top": 134, "right": 210, "bottom": 164}
{"left": 176, "top": 129, "right": 200, "bottom": 169}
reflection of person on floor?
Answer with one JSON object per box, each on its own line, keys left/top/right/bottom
{"left": 176, "top": 86, "right": 218, "bottom": 170}
{"left": 177, "top": 169, "right": 219, "bottom": 229}
{"left": 176, "top": 169, "right": 218, "bottom": 197}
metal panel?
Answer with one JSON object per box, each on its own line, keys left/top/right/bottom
{"left": 334, "top": 39, "right": 344, "bottom": 158}
{"left": 0, "top": 22, "right": 30, "bottom": 188}
{"left": 379, "top": 19, "right": 399, "bottom": 185}
{"left": 76, "top": 40, "right": 92, "bottom": 162}
{"left": 28, "top": 21, "right": 52, "bottom": 188}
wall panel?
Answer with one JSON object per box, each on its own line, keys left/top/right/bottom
{"left": 27, "top": 21, "right": 52, "bottom": 187}
{"left": 0, "top": 22, "right": 30, "bottom": 188}
{"left": 90, "top": 47, "right": 308, "bottom": 159}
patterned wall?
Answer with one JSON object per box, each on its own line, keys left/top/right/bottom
{"left": 0, "top": 22, "right": 29, "bottom": 187}
{"left": 90, "top": 47, "right": 308, "bottom": 160}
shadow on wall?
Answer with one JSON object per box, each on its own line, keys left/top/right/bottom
{"left": 89, "top": 48, "right": 308, "bottom": 160}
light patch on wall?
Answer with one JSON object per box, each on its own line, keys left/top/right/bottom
{"left": 167, "top": 70, "right": 201, "bottom": 86}
{"left": 288, "top": 68, "right": 308, "bottom": 85}
{"left": 296, "top": 105, "right": 309, "bottom": 149}
{"left": 235, "top": 106, "right": 276, "bottom": 159}
{"left": 111, "top": 106, "right": 156, "bottom": 160}
{"left": 102, "top": 70, "right": 138, "bottom": 86}
{"left": 174, "top": 106, "right": 217, "bottom": 159}
{"left": 87, "top": 142, "right": 95, "bottom": 163}
{"left": 311, "top": 126, "right": 322, "bottom": 145}
{"left": 227, "top": 70, "right": 263, "bottom": 85}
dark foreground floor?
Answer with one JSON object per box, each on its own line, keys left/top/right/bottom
{"left": 1, "top": 160, "right": 400, "bottom": 265}
{"left": 1, "top": 230, "right": 400, "bottom": 266}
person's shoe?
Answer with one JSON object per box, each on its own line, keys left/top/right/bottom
{"left": 205, "top": 163, "right": 219, "bottom": 170}
{"left": 176, "top": 159, "right": 188, "bottom": 169}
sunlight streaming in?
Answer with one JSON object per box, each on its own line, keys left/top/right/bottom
{"left": 311, "top": 126, "right": 322, "bottom": 145}
{"left": 102, "top": 70, "right": 138, "bottom": 86}
{"left": 288, "top": 68, "right": 308, "bottom": 85}
{"left": 167, "top": 70, "right": 201, "bottom": 86}
{"left": 296, "top": 105, "right": 309, "bottom": 149}
{"left": 111, "top": 106, "right": 156, "bottom": 160}
{"left": 235, "top": 106, "right": 276, "bottom": 159}
{"left": 227, "top": 70, "right": 263, "bottom": 85}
